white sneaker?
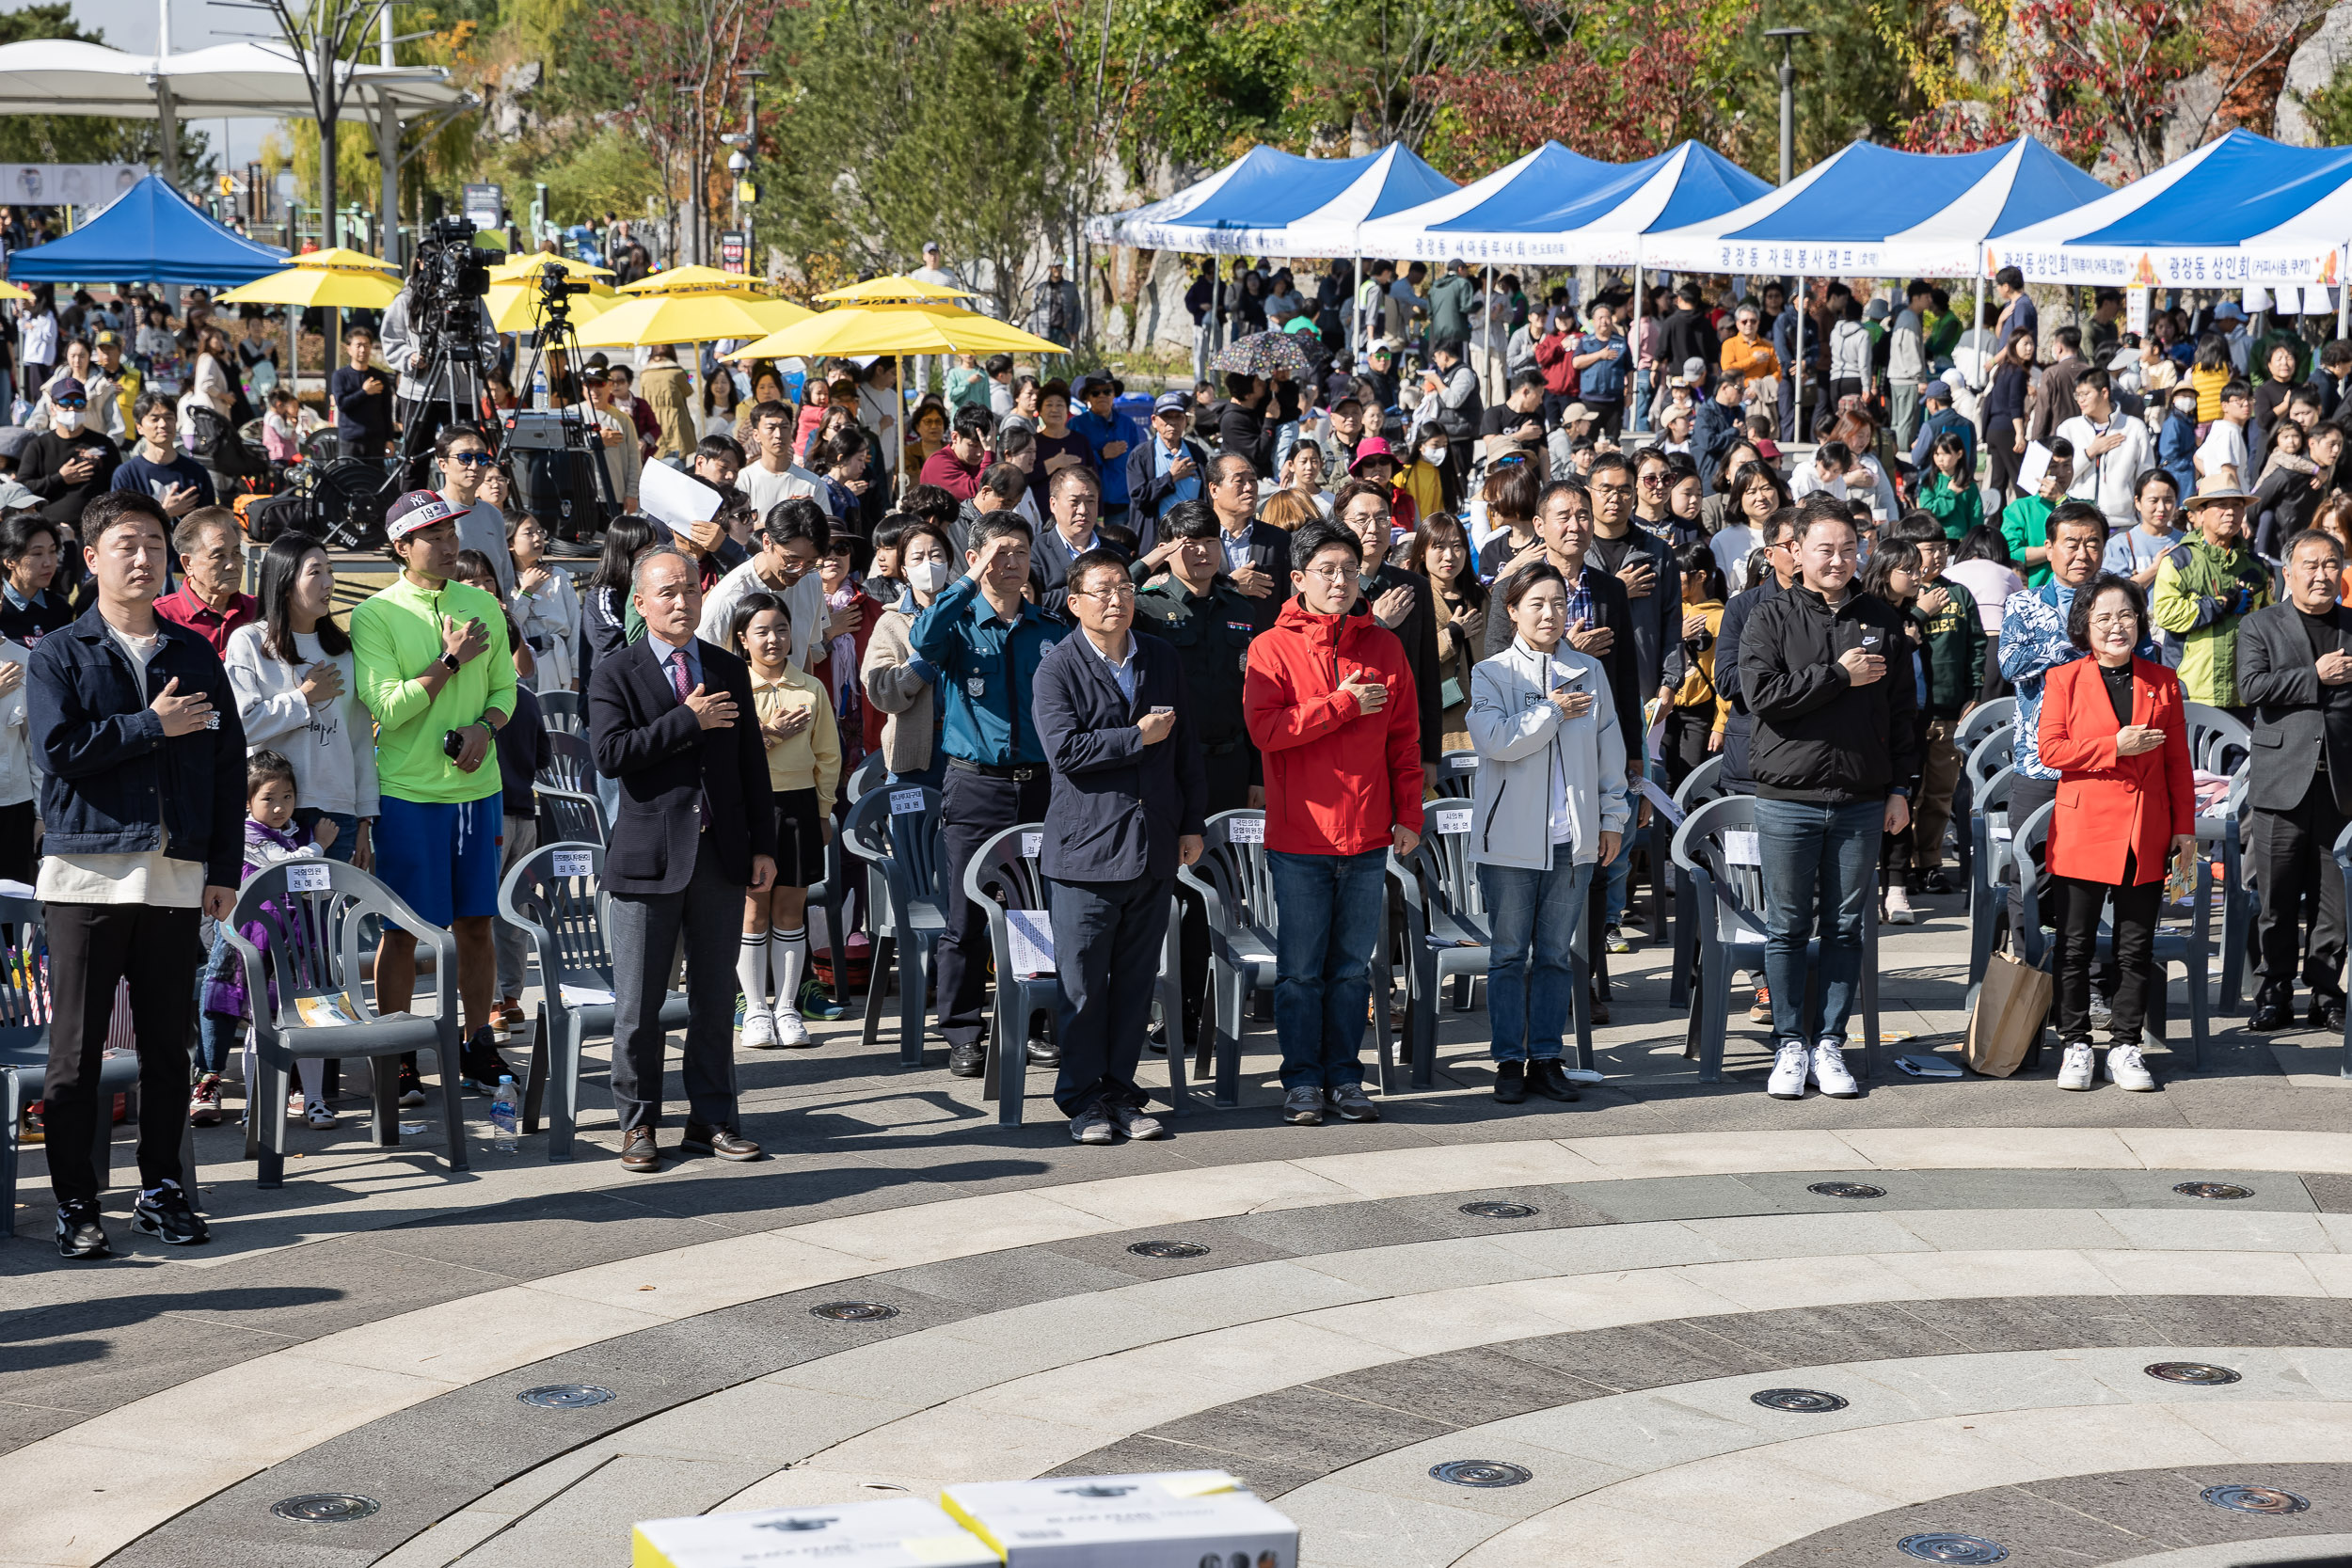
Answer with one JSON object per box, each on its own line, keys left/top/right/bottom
{"left": 772, "top": 1009, "right": 811, "bottom": 1048}
{"left": 304, "top": 1100, "right": 337, "bottom": 1129}
{"left": 1768, "top": 1040, "right": 1810, "bottom": 1100}
{"left": 2105, "top": 1043, "right": 2157, "bottom": 1092}
{"left": 1883, "top": 883, "right": 1917, "bottom": 925}
{"left": 739, "top": 1011, "right": 779, "bottom": 1050}
{"left": 285, "top": 1090, "right": 306, "bottom": 1118}
{"left": 1810, "top": 1039, "right": 1860, "bottom": 1099}
{"left": 2057, "top": 1039, "right": 2095, "bottom": 1091}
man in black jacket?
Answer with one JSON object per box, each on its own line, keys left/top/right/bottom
{"left": 1124, "top": 390, "right": 1210, "bottom": 535}
{"left": 1658, "top": 283, "right": 1718, "bottom": 391}
{"left": 1031, "top": 467, "right": 1130, "bottom": 624}
{"left": 1713, "top": 506, "right": 1801, "bottom": 794}
{"left": 1034, "top": 548, "right": 1208, "bottom": 1143}
{"left": 1585, "top": 448, "right": 1683, "bottom": 950}
{"left": 588, "top": 547, "right": 777, "bottom": 1173}
{"left": 1337, "top": 477, "right": 1442, "bottom": 781}
{"left": 1740, "top": 494, "right": 1920, "bottom": 1102}
{"left": 1216, "top": 372, "right": 1300, "bottom": 480}
{"left": 32, "top": 491, "right": 245, "bottom": 1259}
{"left": 2237, "top": 528, "right": 2352, "bottom": 1031}
{"left": 1201, "top": 452, "right": 1290, "bottom": 632}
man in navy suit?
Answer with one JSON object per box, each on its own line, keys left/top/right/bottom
{"left": 1032, "top": 548, "right": 1208, "bottom": 1144}
{"left": 587, "top": 547, "right": 777, "bottom": 1172}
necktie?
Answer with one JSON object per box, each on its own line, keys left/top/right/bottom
{"left": 670, "top": 650, "right": 711, "bottom": 831}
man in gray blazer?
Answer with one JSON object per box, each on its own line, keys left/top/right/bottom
{"left": 2235, "top": 528, "right": 2352, "bottom": 1032}
{"left": 587, "top": 548, "right": 778, "bottom": 1171}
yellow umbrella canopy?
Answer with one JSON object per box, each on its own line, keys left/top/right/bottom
{"left": 485, "top": 252, "right": 613, "bottom": 284}
{"left": 740, "top": 295, "right": 816, "bottom": 334}
{"left": 215, "top": 265, "right": 405, "bottom": 309}
{"left": 0, "top": 280, "right": 29, "bottom": 301}
{"left": 815, "top": 274, "right": 976, "bottom": 304}
{"left": 482, "top": 279, "right": 613, "bottom": 334}
{"left": 289, "top": 246, "right": 401, "bottom": 275}
{"left": 615, "top": 263, "right": 772, "bottom": 297}
{"left": 573, "top": 290, "right": 782, "bottom": 348}
{"left": 726, "top": 299, "right": 1060, "bottom": 361}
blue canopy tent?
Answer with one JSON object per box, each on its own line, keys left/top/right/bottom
{"left": 1994, "top": 129, "right": 2352, "bottom": 334}
{"left": 8, "top": 173, "right": 287, "bottom": 288}
{"left": 1355, "top": 140, "right": 1771, "bottom": 266}
{"left": 1088, "top": 143, "right": 1456, "bottom": 256}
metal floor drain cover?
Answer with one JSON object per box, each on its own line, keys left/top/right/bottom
{"left": 1458, "top": 1201, "right": 1539, "bottom": 1219}
{"left": 810, "top": 1301, "right": 898, "bottom": 1322}
{"left": 2202, "top": 1484, "right": 2309, "bottom": 1514}
{"left": 1429, "top": 1460, "right": 1531, "bottom": 1488}
{"left": 2173, "top": 1181, "right": 2254, "bottom": 1200}
{"left": 1897, "top": 1533, "right": 2009, "bottom": 1563}
{"left": 2146, "top": 1362, "right": 2242, "bottom": 1386}
{"left": 1127, "top": 1240, "right": 1209, "bottom": 1259}
{"left": 517, "top": 1384, "right": 615, "bottom": 1408}
{"left": 1807, "top": 1181, "right": 1887, "bottom": 1199}
{"left": 1750, "top": 1387, "right": 1849, "bottom": 1413}
{"left": 271, "top": 1495, "right": 380, "bottom": 1524}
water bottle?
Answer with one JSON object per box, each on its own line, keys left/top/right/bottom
{"left": 531, "top": 364, "right": 548, "bottom": 409}
{"left": 491, "top": 1075, "right": 519, "bottom": 1154}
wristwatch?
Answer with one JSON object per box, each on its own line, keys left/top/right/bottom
{"left": 439, "top": 652, "right": 461, "bottom": 673}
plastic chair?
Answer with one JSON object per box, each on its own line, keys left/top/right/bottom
{"left": 1967, "top": 766, "right": 2021, "bottom": 990}
{"left": 1954, "top": 696, "right": 2016, "bottom": 761}
{"left": 960, "top": 823, "right": 1186, "bottom": 1127}
{"left": 1667, "top": 756, "right": 1736, "bottom": 1009}
{"left": 1391, "top": 808, "right": 1592, "bottom": 1089}
{"left": 2210, "top": 768, "right": 2257, "bottom": 1015}
{"left": 0, "top": 898, "right": 195, "bottom": 1233}
{"left": 2184, "top": 703, "right": 2251, "bottom": 776}
{"left": 538, "top": 689, "right": 585, "bottom": 736}
{"left": 2011, "top": 800, "right": 2214, "bottom": 1072}
{"left": 1669, "top": 795, "right": 1881, "bottom": 1085}
{"left": 223, "top": 860, "right": 469, "bottom": 1188}
{"left": 2330, "top": 821, "right": 2352, "bottom": 1080}
{"left": 1176, "top": 810, "right": 1279, "bottom": 1107}
{"left": 539, "top": 729, "right": 596, "bottom": 794}
{"left": 845, "top": 752, "right": 887, "bottom": 803}
{"left": 1430, "top": 750, "right": 1481, "bottom": 801}
{"left": 534, "top": 782, "right": 607, "bottom": 847}
{"left": 498, "top": 840, "right": 690, "bottom": 1161}
{"left": 840, "top": 784, "right": 949, "bottom": 1067}
{"left": 1950, "top": 721, "right": 2014, "bottom": 884}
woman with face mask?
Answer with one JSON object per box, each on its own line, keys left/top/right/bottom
{"left": 1401, "top": 428, "right": 1451, "bottom": 524}
{"left": 860, "top": 515, "right": 957, "bottom": 789}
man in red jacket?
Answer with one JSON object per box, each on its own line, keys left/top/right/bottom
{"left": 1244, "top": 519, "right": 1424, "bottom": 1127}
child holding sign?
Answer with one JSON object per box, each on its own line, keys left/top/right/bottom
{"left": 727, "top": 590, "right": 841, "bottom": 1048}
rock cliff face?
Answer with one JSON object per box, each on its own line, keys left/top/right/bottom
{"left": 2277, "top": 1, "right": 2352, "bottom": 143}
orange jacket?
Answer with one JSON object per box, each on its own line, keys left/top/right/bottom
{"left": 2038, "top": 655, "right": 2195, "bottom": 885}
{"left": 1244, "top": 595, "right": 1424, "bottom": 856}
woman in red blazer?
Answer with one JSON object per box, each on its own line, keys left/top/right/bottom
{"left": 2036, "top": 574, "right": 2197, "bottom": 1094}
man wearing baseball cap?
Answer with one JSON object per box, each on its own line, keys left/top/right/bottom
{"left": 1126, "top": 390, "right": 1209, "bottom": 527}
{"left": 351, "top": 489, "right": 520, "bottom": 1101}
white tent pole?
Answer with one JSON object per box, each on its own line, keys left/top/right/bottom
{"left": 2340, "top": 252, "right": 2348, "bottom": 340}
{"left": 1971, "top": 270, "right": 1987, "bottom": 445}
{"left": 1354, "top": 253, "right": 1363, "bottom": 355}
{"left": 1632, "top": 261, "right": 1644, "bottom": 430}
{"left": 1794, "top": 273, "right": 1806, "bottom": 442}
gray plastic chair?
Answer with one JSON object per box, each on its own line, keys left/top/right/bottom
{"left": 0, "top": 897, "right": 193, "bottom": 1233}
{"left": 499, "top": 840, "right": 690, "bottom": 1160}
{"left": 533, "top": 782, "right": 607, "bottom": 847}
{"left": 537, "top": 689, "right": 585, "bottom": 736}
{"left": 223, "top": 860, "right": 469, "bottom": 1188}
{"left": 1952, "top": 721, "right": 2014, "bottom": 884}
{"left": 2330, "top": 821, "right": 2352, "bottom": 1080}
{"left": 1430, "top": 750, "right": 1481, "bottom": 801}
{"left": 1175, "top": 810, "right": 1279, "bottom": 1108}
{"left": 1968, "top": 765, "right": 2020, "bottom": 991}
{"left": 961, "top": 823, "right": 1185, "bottom": 1126}
{"left": 1954, "top": 696, "right": 2016, "bottom": 760}
{"left": 539, "top": 729, "right": 596, "bottom": 794}
{"left": 1667, "top": 755, "right": 1736, "bottom": 1009}
{"left": 1669, "top": 794, "right": 1881, "bottom": 1084}
{"left": 841, "top": 784, "right": 948, "bottom": 1067}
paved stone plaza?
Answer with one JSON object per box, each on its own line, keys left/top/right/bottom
{"left": 4, "top": 895, "right": 2351, "bottom": 1568}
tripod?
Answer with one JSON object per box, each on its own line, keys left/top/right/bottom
{"left": 393, "top": 288, "right": 499, "bottom": 493}
{"left": 506, "top": 270, "right": 619, "bottom": 547}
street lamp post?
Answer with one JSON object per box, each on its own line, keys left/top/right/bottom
{"left": 1764, "top": 26, "right": 1811, "bottom": 188}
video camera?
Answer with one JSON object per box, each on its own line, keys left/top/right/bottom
{"left": 411, "top": 214, "right": 498, "bottom": 363}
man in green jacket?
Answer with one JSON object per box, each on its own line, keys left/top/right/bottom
{"left": 352, "top": 489, "right": 520, "bottom": 1099}
{"left": 2151, "top": 482, "right": 2271, "bottom": 712}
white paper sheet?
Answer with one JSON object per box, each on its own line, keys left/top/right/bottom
{"left": 2015, "top": 440, "right": 2054, "bottom": 496}
{"left": 638, "top": 459, "right": 723, "bottom": 538}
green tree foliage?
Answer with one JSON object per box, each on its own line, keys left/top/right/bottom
{"left": 1716, "top": 0, "right": 1934, "bottom": 171}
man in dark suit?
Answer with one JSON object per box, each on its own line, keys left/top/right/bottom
{"left": 2236, "top": 527, "right": 2352, "bottom": 1032}
{"left": 1334, "top": 475, "right": 1442, "bottom": 784}
{"left": 1034, "top": 548, "right": 1209, "bottom": 1143}
{"left": 1030, "top": 466, "right": 1132, "bottom": 624}
{"left": 587, "top": 547, "right": 777, "bottom": 1172}
{"left": 1204, "top": 451, "right": 1290, "bottom": 633}
{"left": 1125, "top": 390, "right": 1211, "bottom": 532}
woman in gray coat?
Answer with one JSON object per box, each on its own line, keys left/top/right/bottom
{"left": 1466, "top": 562, "right": 1629, "bottom": 1105}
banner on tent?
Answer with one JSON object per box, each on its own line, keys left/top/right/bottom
{"left": 1994, "top": 245, "right": 2344, "bottom": 288}
{"left": 0, "top": 164, "right": 147, "bottom": 206}
{"left": 1645, "top": 240, "right": 1889, "bottom": 276}
{"left": 1381, "top": 232, "right": 1643, "bottom": 266}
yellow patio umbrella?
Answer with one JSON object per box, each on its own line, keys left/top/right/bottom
{"left": 728, "top": 298, "right": 1061, "bottom": 476}
{"left": 575, "top": 291, "right": 783, "bottom": 348}
{"left": 215, "top": 266, "right": 404, "bottom": 309}
{"left": 483, "top": 278, "right": 614, "bottom": 334}
{"left": 289, "top": 246, "right": 401, "bottom": 275}
{"left": 615, "top": 263, "right": 768, "bottom": 296}
{"left": 485, "top": 252, "right": 613, "bottom": 284}
{"left": 814, "top": 274, "right": 977, "bottom": 304}
{"left": 0, "top": 280, "right": 30, "bottom": 301}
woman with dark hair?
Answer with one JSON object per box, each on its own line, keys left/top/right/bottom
{"left": 1474, "top": 459, "right": 1543, "bottom": 579}
{"left": 224, "top": 531, "right": 374, "bottom": 863}
{"left": 1406, "top": 512, "right": 1486, "bottom": 752}
{"left": 1709, "top": 460, "right": 1788, "bottom": 586}
{"left": 1665, "top": 541, "right": 1727, "bottom": 788}
{"left": 1986, "top": 326, "right": 2037, "bottom": 503}
{"left": 1917, "top": 431, "right": 1981, "bottom": 541}
{"left": 578, "top": 512, "right": 662, "bottom": 692}
{"left": 2037, "top": 572, "right": 2192, "bottom": 1093}
{"left": 862, "top": 516, "right": 957, "bottom": 787}
{"left": 1700, "top": 439, "right": 1766, "bottom": 536}
{"left": 0, "top": 512, "right": 74, "bottom": 644}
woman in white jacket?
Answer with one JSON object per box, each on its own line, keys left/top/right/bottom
{"left": 224, "top": 532, "right": 381, "bottom": 864}
{"left": 1466, "top": 562, "right": 1629, "bottom": 1105}
{"left": 506, "top": 511, "right": 580, "bottom": 691}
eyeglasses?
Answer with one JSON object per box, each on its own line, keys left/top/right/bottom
{"left": 2087, "top": 612, "right": 2138, "bottom": 629}
{"left": 1592, "top": 483, "right": 1633, "bottom": 498}
{"left": 448, "top": 451, "right": 496, "bottom": 467}
{"left": 1074, "top": 584, "right": 1136, "bottom": 601}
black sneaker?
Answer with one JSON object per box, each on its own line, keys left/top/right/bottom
{"left": 1493, "top": 1060, "right": 1527, "bottom": 1104}
{"left": 56, "top": 1199, "right": 110, "bottom": 1259}
{"left": 396, "top": 1062, "right": 427, "bottom": 1107}
{"left": 460, "top": 1029, "right": 515, "bottom": 1092}
{"left": 1921, "top": 868, "right": 1956, "bottom": 895}
{"left": 1530, "top": 1059, "right": 1582, "bottom": 1102}
{"left": 131, "top": 1180, "right": 210, "bottom": 1246}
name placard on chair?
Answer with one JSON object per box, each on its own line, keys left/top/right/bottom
{"left": 1228, "top": 816, "right": 1264, "bottom": 845}
{"left": 1724, "top": 829, "right": 1761, "bottom": 865}
{"left": 1021, "top": 832, "right": 1041, "bottom": 860}
{"left": 1006, "top": 910, "right": 1053, "bottom": 974}
{"left": 552, "top": 849, "right": 595, "bottom": 878}
{"left": 286, "top": 863, "right": 331, "bottom": 893}
{"left": 890, "top": 788, "right": 926, "bottom": 816}
{"left": 1432, "top": 806, "right": 1473, "bottom": 836}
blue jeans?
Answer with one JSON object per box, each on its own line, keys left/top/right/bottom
{"left": 1630, "top": 367, "right": 1652, "bottom": 433}
{"left": 1267, "top": 847, "right": 1387, "bottom": 1090}
{"left": 1602, "top": 778, "right": 1638, "bottom": 926}
{"left": 1479, "top": 853, "right": 1593, "bottom": 1062}
{"left": 1753, "top": 796, "right": 1882, "bottom": 1044}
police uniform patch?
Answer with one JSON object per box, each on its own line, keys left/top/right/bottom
{"left": 966, "top": 675, "right": 987, "bottom": 697}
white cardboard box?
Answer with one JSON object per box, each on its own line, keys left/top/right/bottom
{"left": 940, "top": 1471, "right": 1298, "bottom": 1568}
{"left": 633, "top": 1497, "right": 998, "bottom": 1568}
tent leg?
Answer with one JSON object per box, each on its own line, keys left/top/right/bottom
{"left": 1354, "top": 253, "right": 1364, "bottom": 355}
{"left": 1972, "top": 272, "right": 1987, "bottom": 440}
{"left": 1794, "top": 272, "right": 1806, "bottom": 443}
{"left": 1632, "top": 261, "right": 1644, "bottom": 431}
{"left": 894, "top": 353, "right": 905, "bottom": 499}
{"left": 2340, "top": 252, "right": 2348, "bottom": 339}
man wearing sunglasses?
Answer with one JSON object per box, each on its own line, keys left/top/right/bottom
{"left": 436, "top": 424, "right": 516, "bottom": 595}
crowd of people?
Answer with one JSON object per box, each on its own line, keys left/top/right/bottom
{"left": 13, "top": 254, "right": 2352, "bottom": 1263}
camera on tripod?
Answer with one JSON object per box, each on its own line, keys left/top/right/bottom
{"left": 412, "top": 214, "right": 499, "bottom": 362}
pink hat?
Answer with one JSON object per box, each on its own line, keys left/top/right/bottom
{"left": 1349, "top": 436, "right": 1397, "bottom": 474}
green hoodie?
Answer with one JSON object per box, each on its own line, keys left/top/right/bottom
{"left": 1916, "top": 575, "right": 1985, "bottom": 719}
